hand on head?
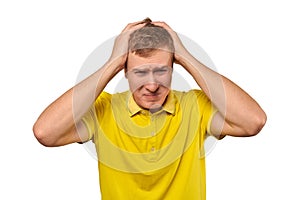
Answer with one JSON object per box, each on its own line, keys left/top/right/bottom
{"left": 109, "top": 18, "right": 187, "bottom": 76}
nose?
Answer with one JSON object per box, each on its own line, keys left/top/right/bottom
{"left": 144, "top": 72, "right": 159, "bottom": 92}
{"left": 144, "top": 82, "right": 159, "bottom": 92}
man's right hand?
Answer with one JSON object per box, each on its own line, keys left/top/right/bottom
{"left": 33, "top": 19, "right": 157, "bottom": 147}
{"left": 108, "top": 20, "right": 148, "bottom": 74}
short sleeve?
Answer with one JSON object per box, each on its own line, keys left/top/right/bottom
{"left": 192, "top": 90, "right": 218, "bottom": 138}
{"left": 81, "top": 92, "right": 111, "bottom": 142}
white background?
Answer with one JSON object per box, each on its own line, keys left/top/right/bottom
{"left": 1, "top": 0, "right": 299, "bottom": 199}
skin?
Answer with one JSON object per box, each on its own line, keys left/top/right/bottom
{"left": 126, "top": 50, "right": 173, "bottom": 111}
{"left": 33, "top": 21, "right": 147, "bottom": 146}
{"left": 33, "top": 20, "right": 267, "bottom": 147}
{"left": 152, "top": 21, "right": 267, "bottom": 138}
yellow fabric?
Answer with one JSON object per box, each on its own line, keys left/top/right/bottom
{"left": 82, "top": 90, "right": 216, "bottom": 200}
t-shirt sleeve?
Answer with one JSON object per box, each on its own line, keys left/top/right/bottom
{"left": 193, "top": 90, "right": 220, "bottom": 139}
{"left": 81, "top": 92, "right": 111, "bottom": 142}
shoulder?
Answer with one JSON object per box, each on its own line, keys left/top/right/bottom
{"left": 172, "top": 89, "right": 208, "bottom": 102}
{"left": 96, "top": 91, "right": 130, "bottom": 107}
{"left": 172, "top": 90, "right": 213, "bottom": 113}
{"left": 96, "top": 91, "right": 129, "bottom": 102}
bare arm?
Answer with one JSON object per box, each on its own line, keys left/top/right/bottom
{"left": 153, "top": 22, "right": 267, "bottom": 138}
{"left": 33, "top": 59, "right": 122, "bottom": 146}
{"left": 179, "top": 56, "right": 267, "bottom": 138}
{"left": 33, "top": 21, "right": 147, "bottom": 147}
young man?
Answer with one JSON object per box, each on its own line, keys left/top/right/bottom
{"left": 33, "top": 19, "right": 266, "bottom": 199}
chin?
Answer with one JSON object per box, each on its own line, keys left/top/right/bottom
{"left": 139, "top": 101, "right": 163, "bottom": 110}
{"left": 135, "top": 92, "right": 169, "bottom": 110}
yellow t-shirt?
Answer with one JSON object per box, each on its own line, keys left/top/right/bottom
{"left": 82, "top": 90, "right": 216, "bottom": 200}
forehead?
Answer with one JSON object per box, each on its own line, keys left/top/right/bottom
{"left": 127, "top": 50, "right": 173, "bottom": 70}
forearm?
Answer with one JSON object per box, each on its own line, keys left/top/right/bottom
{"left": 33, "top": 60, "right": 120, "bottom": 145}
{"left": 33, "top": 20, "right": 149, "bottom": 146}
{"left": 72, "top": 60, "right": 121, "bottom": 122}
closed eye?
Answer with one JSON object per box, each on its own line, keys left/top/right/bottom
{"left": 153, "top": 67, "right": 170, "bottom": 75}
{"left": 134, "top": 70, "right": 148, "bottom": 76}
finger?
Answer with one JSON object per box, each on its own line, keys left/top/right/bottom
{"left": 151, "top": 21, "right": 172, "bottom": 29}
{"left": 122, "top": 20, "right": 148, "bottom": 32}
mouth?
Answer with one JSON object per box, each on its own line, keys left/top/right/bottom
{"left": 143, "top": 93, "right": 160, "bottom": 100}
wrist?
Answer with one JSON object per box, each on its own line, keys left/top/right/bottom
{"left": 106, "top": 56, "right": 125, "bottom": 75}
{"left": 175, "top": 50, "right": 194, "bottom": 69}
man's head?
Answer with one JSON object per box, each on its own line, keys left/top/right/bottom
{"left": 125, "top": 19, "right": 174, "bottom": 111}
{"left": 128, "top": 19, "right": 175, "bottom": 57}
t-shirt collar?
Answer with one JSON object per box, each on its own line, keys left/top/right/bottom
{"left": 127, "top": 91, "right": 177, "bottom": 117}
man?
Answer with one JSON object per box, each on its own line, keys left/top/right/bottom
{"left": 33, "top": 18, "right": 266, "bottom": 199}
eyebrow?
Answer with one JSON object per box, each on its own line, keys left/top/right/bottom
{"left": 132, "top": 65, "right": 170, "bottom": 72}
{"left": 132, "top": 68, "right": 149, "bottom": 72}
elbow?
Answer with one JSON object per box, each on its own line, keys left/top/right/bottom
{"left": 245, "top": 111, "right": 267, "bottom": 137}
{"left": 33, "top": 122, "right": 56, "bottom": 147}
